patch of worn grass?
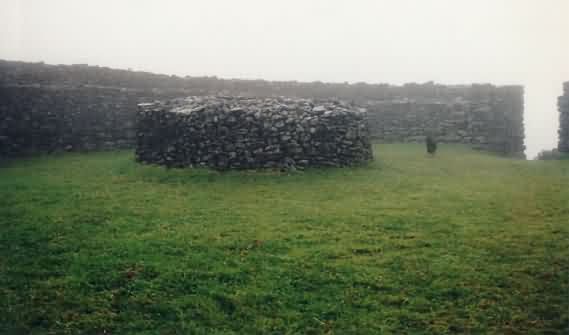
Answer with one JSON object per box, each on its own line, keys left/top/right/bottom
{"left": 1, "top": 144, "right": 568, "bottom": 334}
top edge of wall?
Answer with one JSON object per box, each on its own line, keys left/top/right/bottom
{"left": 0, "top": 59, "right": 524, "bottom": 89}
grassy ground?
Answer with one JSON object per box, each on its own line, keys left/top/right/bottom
{"left": 0, "top": 144, "right": 568, "bottom": 334}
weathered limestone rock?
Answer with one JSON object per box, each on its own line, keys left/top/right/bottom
{"left": 135, "top": 96, "right": 373, "bottom": 169}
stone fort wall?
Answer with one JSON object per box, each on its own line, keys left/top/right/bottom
{"left": 0, "top": 60, "right": 526, "bottom": 159}
{"left": 558, "top": 82, "right": 569, "bottom": 153}
{"left": 365, "top": 85, "right": 525, "bottom": 156}
{"left": 0, "top": 85, "right": 182, "bottom": 158}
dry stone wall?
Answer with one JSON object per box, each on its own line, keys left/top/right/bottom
{"left": 0, "top": 60, "right": 527, "bottom": 103}
{"left": 0, "top": 60, "right": 526, "bottom": 159}
{"left": 0, "top": 85, "right": 180, "bottom": 158}
{"left": 558, "top": 82, "right": 569, "bottom": 153}
{"left": 135, "top": 96, "right": 373, "bottom": 169}
{"left": 365, "top": 86, "right": 525, "bottom": 157}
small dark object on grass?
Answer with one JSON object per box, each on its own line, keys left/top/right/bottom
{"left": 535, "top": 148, "right": 567, "bottom": 160}
{"left": 426, "top": 135, "right": 437, "bottom": 155}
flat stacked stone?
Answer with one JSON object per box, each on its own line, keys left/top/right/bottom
{"left": 135, "top": 96, "right": 373, "bottom": 169}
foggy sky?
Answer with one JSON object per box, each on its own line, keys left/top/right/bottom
{"left": 1, "top": 0, "right": 568, "bottom": 158}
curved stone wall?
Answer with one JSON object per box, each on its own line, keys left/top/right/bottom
{"left": 135, "top": 96, "right": 373, "bottom": 169}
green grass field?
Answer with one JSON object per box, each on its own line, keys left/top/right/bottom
{"left": 1, "top": 144, "right": 568, "bottom": 334}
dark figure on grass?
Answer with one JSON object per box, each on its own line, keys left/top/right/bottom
{"left": 426, "top": 135, "right": 437, "bottom": 156}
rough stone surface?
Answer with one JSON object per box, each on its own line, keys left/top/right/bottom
{"left": 365, "top": 85, "right": 525, "bottom": 157}
{"left": 0, "top": 60, "right": 527, "bottom": 159}
{"left": 558, "top": 82, "right": 569, "bottom": 153}
{"left": 0, "top": 85, "right": 183, "bottom": 158}
{"left": 135, "top": 96, "right": 373, "bottom": 169}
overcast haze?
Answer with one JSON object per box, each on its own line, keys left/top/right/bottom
{"left": 1, "top": 0, "right": 568, "bottom": 158}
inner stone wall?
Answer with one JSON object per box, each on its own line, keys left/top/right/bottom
{"left": 135, "top": 96, "right": 373, "bottom": 169}
{"left": 558, "top": 82, "right": 569, "bottom": 153}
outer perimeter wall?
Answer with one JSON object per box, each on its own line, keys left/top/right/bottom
{"left": 559, "top": 82, "right": 569, "bottom": 153}
{"left": 0, "top": 85, "right": 181, "bottom": 157}
{"left": 365, "top": 85, "right": 525, "bottom": 156}
{"left": 0, "top": 60, "right": 526, "bottom": 159}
